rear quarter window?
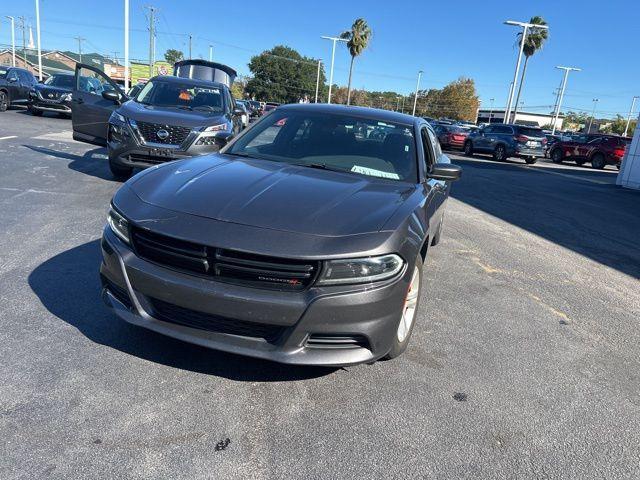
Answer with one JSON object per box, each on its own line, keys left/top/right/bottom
{"left": 519, "top": 127, "right": 544, "bottom": 137}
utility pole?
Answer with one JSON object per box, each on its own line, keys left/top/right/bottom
{"left": 314, "top": 59, "right": 322, "bottom": 103}
{"left": 401, "top": 96, "right": 405, "bottom": 113}
{"left": 145, "top": 6, "right": 155, "bottom": 77}
{"left": 503, "top": 20, "right": 549, "bottom": 124}
{"left": 5, "top": 16, "right": 16, "bottom": 66}
{"left": 396, "top": 96, "right": 401, "bottom": 111}
{"left": 113, "top": 51, "right": 119, "bottom": 65}
{"left": 412, "top": 70, "right": 423, "bottom": 116}
{"left": 208, "top": 44, "right": 213, "bottom": 62}
{"left": 124, "top": 0, "right": 130, "bottom": 90}
{"left": 488, "top": 98, "right": 495, "bottom": 124}
{"left": 35, "top": 0, "right": 42, "bottom": 80}
{"left": 74, "top": 36, "right": 86, "bottom": 63}
{"left": 321, "top": 35, "right": 347, "bottom": 104}
{"left": 189, "top": 34, "right": 192, "bottom": 59}
{"left": 18, "top": 16, "right": 26, "bottom": 67}
{"left": 623, "top": 96, "right": 639, "bottom": 137}
{"left": 587, "top": 98, "right": 599, "bottom": 133}
{"left": 551, "top": 66, "right": 580, "bottom": 135}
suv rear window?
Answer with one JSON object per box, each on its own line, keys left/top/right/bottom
{"left": 518, "top": 127, "right": 544, "bottom": 137}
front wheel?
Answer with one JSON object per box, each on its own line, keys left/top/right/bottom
{"left": 383, "top": 256, "right": 423, "bottom": 360}
{"left": 551, "top": 148, "right": 564, "bottom": 163}
{"left": 0, "top": 91, "right": 8, "bottom": 112}
{"left": 493, "top": 144, "right": 507, "bottom": 161}
{"left": 524, "top": 157, "right": 537, "bottom": 165}
{"left": 591, "top": 153, "right": 606, "bottom": 170}
{"left": 464, "top": 141, "right": 473, "bottom": 156}
{"left": 109, "top": 157, "right": 133, "bottom": 180}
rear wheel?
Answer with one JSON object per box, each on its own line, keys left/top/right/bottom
{"left": 109, "top": 157, "right": 133, "bottom": 180}
{"left": 551, "top": 148, "right": 564, "bottom": 164}
{"left": 493, "top": 144, "right": 506, "bottom": 161}
{"left": 0, "top": 91, "right": 8, "bottom": 112}
{"left": 383, "top": 255, "right": 423, "bottom": 360}
{"left": 464, "top": 141, "right": 473, "bottom": 156}
{"left": 591, "top": 153, "right": 606, "bottom": 170}
{"left": 524, "top": 157, "right": 537, "bottom": 165}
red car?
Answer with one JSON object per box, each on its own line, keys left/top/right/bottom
{"left": 433, "top": 124, "right": 470, "bottom": 150}
{"left": 549, "top": 134, "right": 631, "bottom": 169}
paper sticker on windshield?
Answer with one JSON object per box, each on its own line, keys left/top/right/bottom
{"left": 351, "top": 165, "right": 400, "bottom": 179}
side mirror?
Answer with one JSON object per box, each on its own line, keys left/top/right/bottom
{"left": 102, "top": 90, "right": 121, "bottom": 104}
{"left": 428, "top": 163, "right": 462, "bottom": 182}
{"left": 217, "top": 132, "right": 234, "bottom": 146}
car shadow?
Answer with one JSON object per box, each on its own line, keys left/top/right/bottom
{"left": 16, "top": 108, "right": 70, "bottom": 120}
{"left": 450, "top": 157, "right": 640, "bottom": 279}
{"left": 28, "top": 240, "right": 336, "bottom": 381}
{"left": 23, "top": 144, "right": 121, "bottom": 182}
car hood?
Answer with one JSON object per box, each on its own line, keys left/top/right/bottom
{"left": 34, "top": 84, "right": 72, "bottom": 95}
{"left": 118, "top": 100, "right": 228, "bottom": 128}
{"left": 128, "top": 154, "right": 413, "bottom": 237}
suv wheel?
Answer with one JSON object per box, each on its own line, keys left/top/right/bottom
{"left": 524, "top": 157, "right": 537, "bottom": 165}
{"left": 464, "top": 141, "right": 473, "bottom": 156}
{"left": 591, "top": 153, "right": 606, "bottom": 170}
{"left": 108, "top": 157, "right": 134, "bottom": 180}
{"left": 384, "top": 255, "right": 423, "bottom": 360}
{"left": 0, "top": 91, "right": 8, "bottom": 112}
{"left": 493, "top": 144, "right": 506, "bottom": 162}
{"left": 551, "top": 148, "right": 564, "bottom": 163}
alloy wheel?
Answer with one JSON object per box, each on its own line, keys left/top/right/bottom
{"left": 397, "top": 266, "right": 420, "bottom": 342}
{"left": 0, "top": 92, "right": 7, "bottom": 112}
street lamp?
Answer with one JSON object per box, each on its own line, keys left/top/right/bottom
{"left": 321, "top": 35, "right": 347, "bottom": 104}
{"left": 314, "top": 59, "right": 322, "bottom": 103}
{"left": 588, "top": 98, "right": 599, "bottom": 133}
{"left": 623, "top": 96, "right": 639, "bottom": 137}
{"left": 488, "top": 98, "right": 495, "bottom": 124}
{"left": 5, "top": 16, "right": 16, "bottom": 67}
{"left": 209, "top": 44, "right": 213, "bottom": 62}
{"left": 412, "top": 70, "right": 423, "bottom": 116}
{"left": 35, "top": 0, "right": 43, "bottom": 81}
{"left": 551, "top": 66, "right": 580, "bottom": 134}
{"left": 503, "top": 20, "right": 549, "bottom": 124}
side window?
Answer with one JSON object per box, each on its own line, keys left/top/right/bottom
{"left": 427, "top": 127, "right": 441, "bottom": 158}
{"left": 77, "top": 66, "right": 119, "bottom": 95}
{"left": 483, "top": 126, "right": 494, "bottom": 134}
{"left": 24, "top": 71, "right": 36, "bottom": 85}
{"left": 7, "top": 69, "right": 18, "bottom": 82}
{"left": 421, "top": 127, "right": 437, "bottom": 172}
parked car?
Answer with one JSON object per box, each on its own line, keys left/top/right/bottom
{"left": 69, "top": 62, "right": 244, "bottom": 179}
{"left": 247, "top": 100, "right": 262, "bottom": 118}
{"left": 549, "top": 134, "right": 631, "bottom": 169}
{"left": 544, "top": 134, "right": 562, "bottom": 158}
{"left": 0, "top": 66, "right": 38, "bottom": 112}
{"left": 27, "top": 72, "right": 75, "bottom": 117}
{"left": 464, "top": 124, "right": 546, "bottom": 164}
{"left": 99, "top": 104, "right": 461, "bottom": 366}
{"left": 262, "top": 102, "right": 280, "bottom": 116}
{"left": 234, "top": 100, "right": 250, "bottom": 128}
{"left": 433, "top": 124, "right": 470, "bottom": 150}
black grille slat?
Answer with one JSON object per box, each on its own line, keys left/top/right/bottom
{"left": 149, "top": 297, "right": 285, "bottom": 342}
{"left": 136, "top": 121, "right": 192, "bottom": 145}
{"left": 131, "top": 227, "right": 318, "bottom": 290}
{"left": 306, "top": 335, "right": 369, "bottom": 350}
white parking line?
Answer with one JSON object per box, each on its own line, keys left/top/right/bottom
{"left": 0, "top": 135, "right": 18, "bottom": 140}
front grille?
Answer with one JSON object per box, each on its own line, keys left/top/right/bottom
{"left": 128, "top": 153, "right": 179, "bottom": 164}
{"left": 135, "top": 121, "right": 192, "bottom": 145}
{"left": 100, "top": 274, "right": 132, "bottom": 309}
{"left": 148, "top": 296, "right": 285, "bottom": 342}
{"left": 306, "top": 334, "right": 369, "bottom": 350}
{"left": 131, "top": 227, "right": 319, "bottom": 291}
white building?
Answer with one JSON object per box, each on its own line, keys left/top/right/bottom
{"left": 477, "top": 109, "right": 563, "bottom": 130}
{"left": 617, "top": 113, "right": 640, "bottom": 190}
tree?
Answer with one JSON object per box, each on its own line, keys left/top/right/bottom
{"left": 511, "top": 16, "right": 548, "bottom": 121}
{"left": 411, "top": 78, "right": 479, "bottom": 122}
{"left": 245, "top": 45, "right": 325, "bottom": 104}
{"left": 331, "top": 87, "right": 368, "bottom": 106}
{"left": 602, "top": 114, "right": 637, "bottom": 136}
{"left": 164, "top": 49, "right": 184, "bottom": 65}
{"left": 340, "top": 18, "right": 372, "bottom": 105}
{"left": 562, "top": 111, "right": 589, "bottom": 131}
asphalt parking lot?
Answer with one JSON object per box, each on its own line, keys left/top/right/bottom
{"left": 2, "top": 109, "right": 640, "bottom": 479}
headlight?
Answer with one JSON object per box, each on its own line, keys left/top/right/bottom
{"left": 316, "top": 254, "right": 404, "bottom": 285}
{"left": 109, "top": 111, "right": 126, "bottom": 124}
{"left": 203, "top": 123, "right": 228, "bottom": 132}
{"left": 60, "top": 92, "right": 72, "bottom": 102}
{"left": 107, "top": 206, "right": 130, "bottom": 244}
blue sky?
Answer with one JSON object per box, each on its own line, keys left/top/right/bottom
{"left": 2, "top": 0, "right": 638, "bottom": 118}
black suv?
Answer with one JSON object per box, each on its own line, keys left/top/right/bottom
{"left": 28, "top": 72, "right": 76, "bottom": 117}
{"left": 464, "top": 124, "right": 546, "bottom": 164}
{"left": 70, "top": 62, "right": 244, "bottom": 179}
{"left": 0, "top": 66, "right": 38, "bottom": 111}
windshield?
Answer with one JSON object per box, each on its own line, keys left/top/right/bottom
{"left": 519, "top": 127, "right": 544, "bottom": 137}
{"left": 0, "top": 67, "right": 7, "bottom": 79}
{"left": 135, "top": 80, "right": 225, "bottom": 112}
{"left": 44, "top": 74, "right": 74, "bottom": 88}
{"left": 226, "top": 110, "right": 417, "bottom": 182}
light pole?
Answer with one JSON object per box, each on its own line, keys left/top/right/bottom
{"left": 124, "top": 0, "right": 129, "bottom": 90}
{"left": 35, "top": 0, "right": 42, "bottom": 80}
{"left": 623, "top": 96, "right": 639, "bottom": 137}
{"left": 321, "top": 35, "right": 347, "bottom": 104}
{"left": 551, "top": 66, "right": 580, "bottom": 135}
{"left": 314, "top": 59, "right": 322, "bottom": 103}
{"left": 503, "top": 20, "right": 549, "bottom": 124}
{"left": 588, "top": 98, "right": 599, "bottom": 133}
{"left": 5, "top": 16, "right": 16, "bottom": 67}
{"left": 412, "top": 70, "right": 423, "bottom": 116}
{"left": 209, "top": 44, "right": 213, "bottom": 62}
{"left": 488, "top": 97, "right": 495, "bottom": 124}
{"left": 396, "top": 96, "right": 401, "bottom": 112}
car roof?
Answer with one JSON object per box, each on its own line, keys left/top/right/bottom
{"left": 148, "top": 74, "right": 226, "bottom": 90}
{"left": 276, "top": 103, "right": 420, "bottom": 126}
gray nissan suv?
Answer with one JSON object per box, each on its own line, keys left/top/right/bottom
{"left": 100, "top": 104, "right": 461, "bottom": 366}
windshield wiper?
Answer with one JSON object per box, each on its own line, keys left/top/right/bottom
{"left": 293, "top": 163, "right": 350, "bottom": 174}
{"left": 225, "top": 151, "right": 251, "bottom": 158}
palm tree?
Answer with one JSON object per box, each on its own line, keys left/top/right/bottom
{"left": 340, "top": 18, "right": 372, "bottom": 105}
{"left": 511, "top": 16, "right": 548, "bottom": 122}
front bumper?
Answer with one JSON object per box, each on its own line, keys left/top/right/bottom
{"left": 514, "top": 146, "right": 544, "bottom": 158}
{"left": 99, "top": 227, "right": 410, "bottom": 366}
{"left": 29, "top": 99, "right": 72, "bottom": 114}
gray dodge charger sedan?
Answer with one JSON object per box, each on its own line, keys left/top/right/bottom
{"left": 100, "top": 103, "right": 461, "bottom": 366}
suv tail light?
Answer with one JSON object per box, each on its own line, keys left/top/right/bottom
{"left": 613, "top": 147, "right": 626, "bottom": 158}
{"left": 515, "top": 134, "right": 529, "bottom": 143}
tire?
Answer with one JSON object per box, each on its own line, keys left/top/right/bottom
{"left": 524, "top": 157, "right": 537, "bottom": 165}
{"left": 591, "top": 153, "right": 606, "bottom": 170}
{"left": 551, "top": 148, "right": 564, "bottom": 164}
{"left": 464, "top": 141, "right": 473, "bottom": 156}
{"left": 109, "top": 157, "right": 133, "bottom": 180}
{"left": 493, "top": 144, "right": 507, "bottom": 161}
{"left": 383, "top": 255, "right": 423, "bottom": 360}
{"left": 431, "top": 213, "right": 444, "bottom": 246}
{"left": 0, "top": 91, "right": 8, "bottom": 112}
{"left": 29, "top": 106, "right": 43, "bottom": 116}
